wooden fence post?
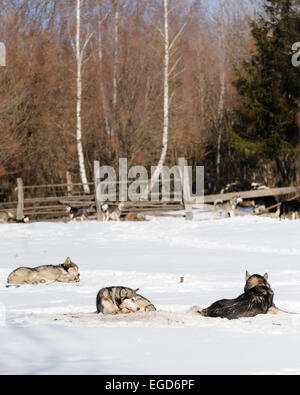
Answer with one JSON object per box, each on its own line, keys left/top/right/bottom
{"left": 94, "top": 161, "right": 104, "bottom": 221}
{"left": 178, "top": 158, "right": 193, "bottom": 220}
{"left": 66, "top": 171, "right": 73, "bottom": 196}
{"left": 0, "top": 42, "right": 6, "bottom": 67}
{"left": 16, "top": 178, "right": 24, "bottom": 221}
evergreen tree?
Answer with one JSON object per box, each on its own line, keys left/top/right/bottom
{"left": 230, "top": 0, "right": 300, "bottom": 185}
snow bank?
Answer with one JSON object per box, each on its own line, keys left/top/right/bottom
{"left": 1, "top": 215, "right": 300, "bottom": 374}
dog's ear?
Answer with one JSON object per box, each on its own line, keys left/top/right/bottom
{"left": 263, "top": 273, "right": 269, "bottom": 281}
{"left": 134, "top": 288, "right": 139, "bottom": 294}
{"left": 64, "top": 257, "right": 73, "bottom": 268}
{"left": 246, "top": 271, "right": 251, "bottom": 281}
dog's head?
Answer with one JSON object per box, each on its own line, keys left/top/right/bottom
{"left": 119, "top": 298, "right": 140, "bottom": 313}
{"left": 118, "top": 287, "right": 139, "bottom": 300}
{"left": 230, "top": 197, "right": 243, "bottom": 208}
{"left": 62, "top": 257, "right": 80, "bottom": 282}
{"left": 244, "top": 271, "right": 270, "bottom": 292}
{"left": 101, "top": 204, "right": 109, "bottom": 213}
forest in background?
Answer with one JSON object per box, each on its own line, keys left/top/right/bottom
{"left": 0, "top": 0, "right": 299, "bottom": 200}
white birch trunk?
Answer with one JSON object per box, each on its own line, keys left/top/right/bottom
{"left": 216, "top": 11, "right": 226, "bottom": 187}
{"left": 112, "top": 0, "right": 119, "bottom": 136}
{"left": 97, "top": 0, "right": 111, "bottom": 137}
{"left": 148, "top": 0, "right": 169, "bottom": 194}
{"left": 216, "top": 69, "right": 225, "bottom": 184}
{"left": 76, "top": 0, "right": 90, "bottom": 194}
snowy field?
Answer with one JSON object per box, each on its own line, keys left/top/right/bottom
{"left": 1, "top": 213, "right": 300, "bottom": 375}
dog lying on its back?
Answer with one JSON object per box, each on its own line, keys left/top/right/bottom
{"left": 7, "top": 257, "right": 80, "bottom": 285}
{"left": 135, "top": 294, "right": 156, "bottom": 312}
{"left": 96, "top": 286, "right": 156, "bottom": 315}
{"left": 189, "top": 272, "right": 274, "bottom": 320}
{"left": 97, "top": 287, "right": 139, "bottom": 315}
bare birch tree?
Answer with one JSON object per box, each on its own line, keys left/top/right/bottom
{"left": 213, "top": 1, "right": 228, "bottom": 190}
{"left": 97, "top": 0, "right": 111, "bottom": 137}
{"left": 112, "top": 0, "right": 119, "bottom": 114}
{"left": 109, "top": 0, "right": 127, "bottom": 138}
{"left": 216, "top": 11, "right": 226, "bottom": 188}
{"left": 70, "top": 0, "right": 93, "bottom": 193}
{"left": 147, "top": 0, "right": 186, "bottom": 195}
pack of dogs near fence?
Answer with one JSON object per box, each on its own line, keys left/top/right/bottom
{"left": 5, "top": 258, "right": 293, "bottom": 319}
{"left": 1, "top": 160, "right": 300, "bottom": 223}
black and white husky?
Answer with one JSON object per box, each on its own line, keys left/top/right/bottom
{"left": 280, "top": 198, "right": 300, "bottom": 220}
{"left": 66, "top": 205, "right": 94, "bottom": 221}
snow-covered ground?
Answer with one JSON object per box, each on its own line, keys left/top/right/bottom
{"left": 1, "top": 213, "right": 300, "bottom": 375}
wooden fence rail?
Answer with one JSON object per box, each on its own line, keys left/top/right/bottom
{"left": 8, "top": 158, "right": 191, "bottom": 221}
{"left": 200, "top": 186, "right": 300, "bottom": 204}
{"left": 3, "top": 161, "right": 299, "bottom": 222}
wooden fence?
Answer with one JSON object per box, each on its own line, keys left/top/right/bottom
{"left": 1, "top": 159, "right": 300, "bottom": 222}
{"left": 0, "top": 158, "right": 194, "bottom": 221}
{"left": 93, "top": 158, "right": 190, "bottom": 220}
{"left": 201, "top": 186, "right": 300, "bottom": 204}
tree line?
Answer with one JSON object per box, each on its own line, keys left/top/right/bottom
{"left": 0, "top": 0, "right": 299, "bottom": 201}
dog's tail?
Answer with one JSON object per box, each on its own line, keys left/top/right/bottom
{"left": 269, "top": 305, "right": 299, "bottom": 315}
{"left": 187, "top": 305, "right": 205, "bottom": 316}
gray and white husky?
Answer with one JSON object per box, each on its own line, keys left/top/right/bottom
{"left": 96, "top": 286, "right": 156, "bottom": 315}
{"left": 7, "top": 257, "right": 80, "bottom": 285}
{"left": 101, "top": 203, "right": 124, "bottom": 221}
{"left": 136, "top": 294, "right": 156, "bottom": 312}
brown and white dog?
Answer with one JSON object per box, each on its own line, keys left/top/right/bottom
{"left": 7, "top": 257, "right": 80, "bottom": 285}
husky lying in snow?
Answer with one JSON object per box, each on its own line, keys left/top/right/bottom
{"left": 7, "top": 257, "right": 80, "bottom": 285}
{"left": 96, "top": 286, "right": 156, "bottom": 315}
{"left": 97, "top": 287, "right": 139, "bottom": 315}
{"left": 135, "top": 294, "right": 156, "bottom": 312}
{"left": 188, "top": 272, "right": 274, "bottom": 320}
{"left": 119, "top": 298, "right": 141, "bottom": 313}
{"left": 213, "top": 197, "right": 243, "bottom": 218}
